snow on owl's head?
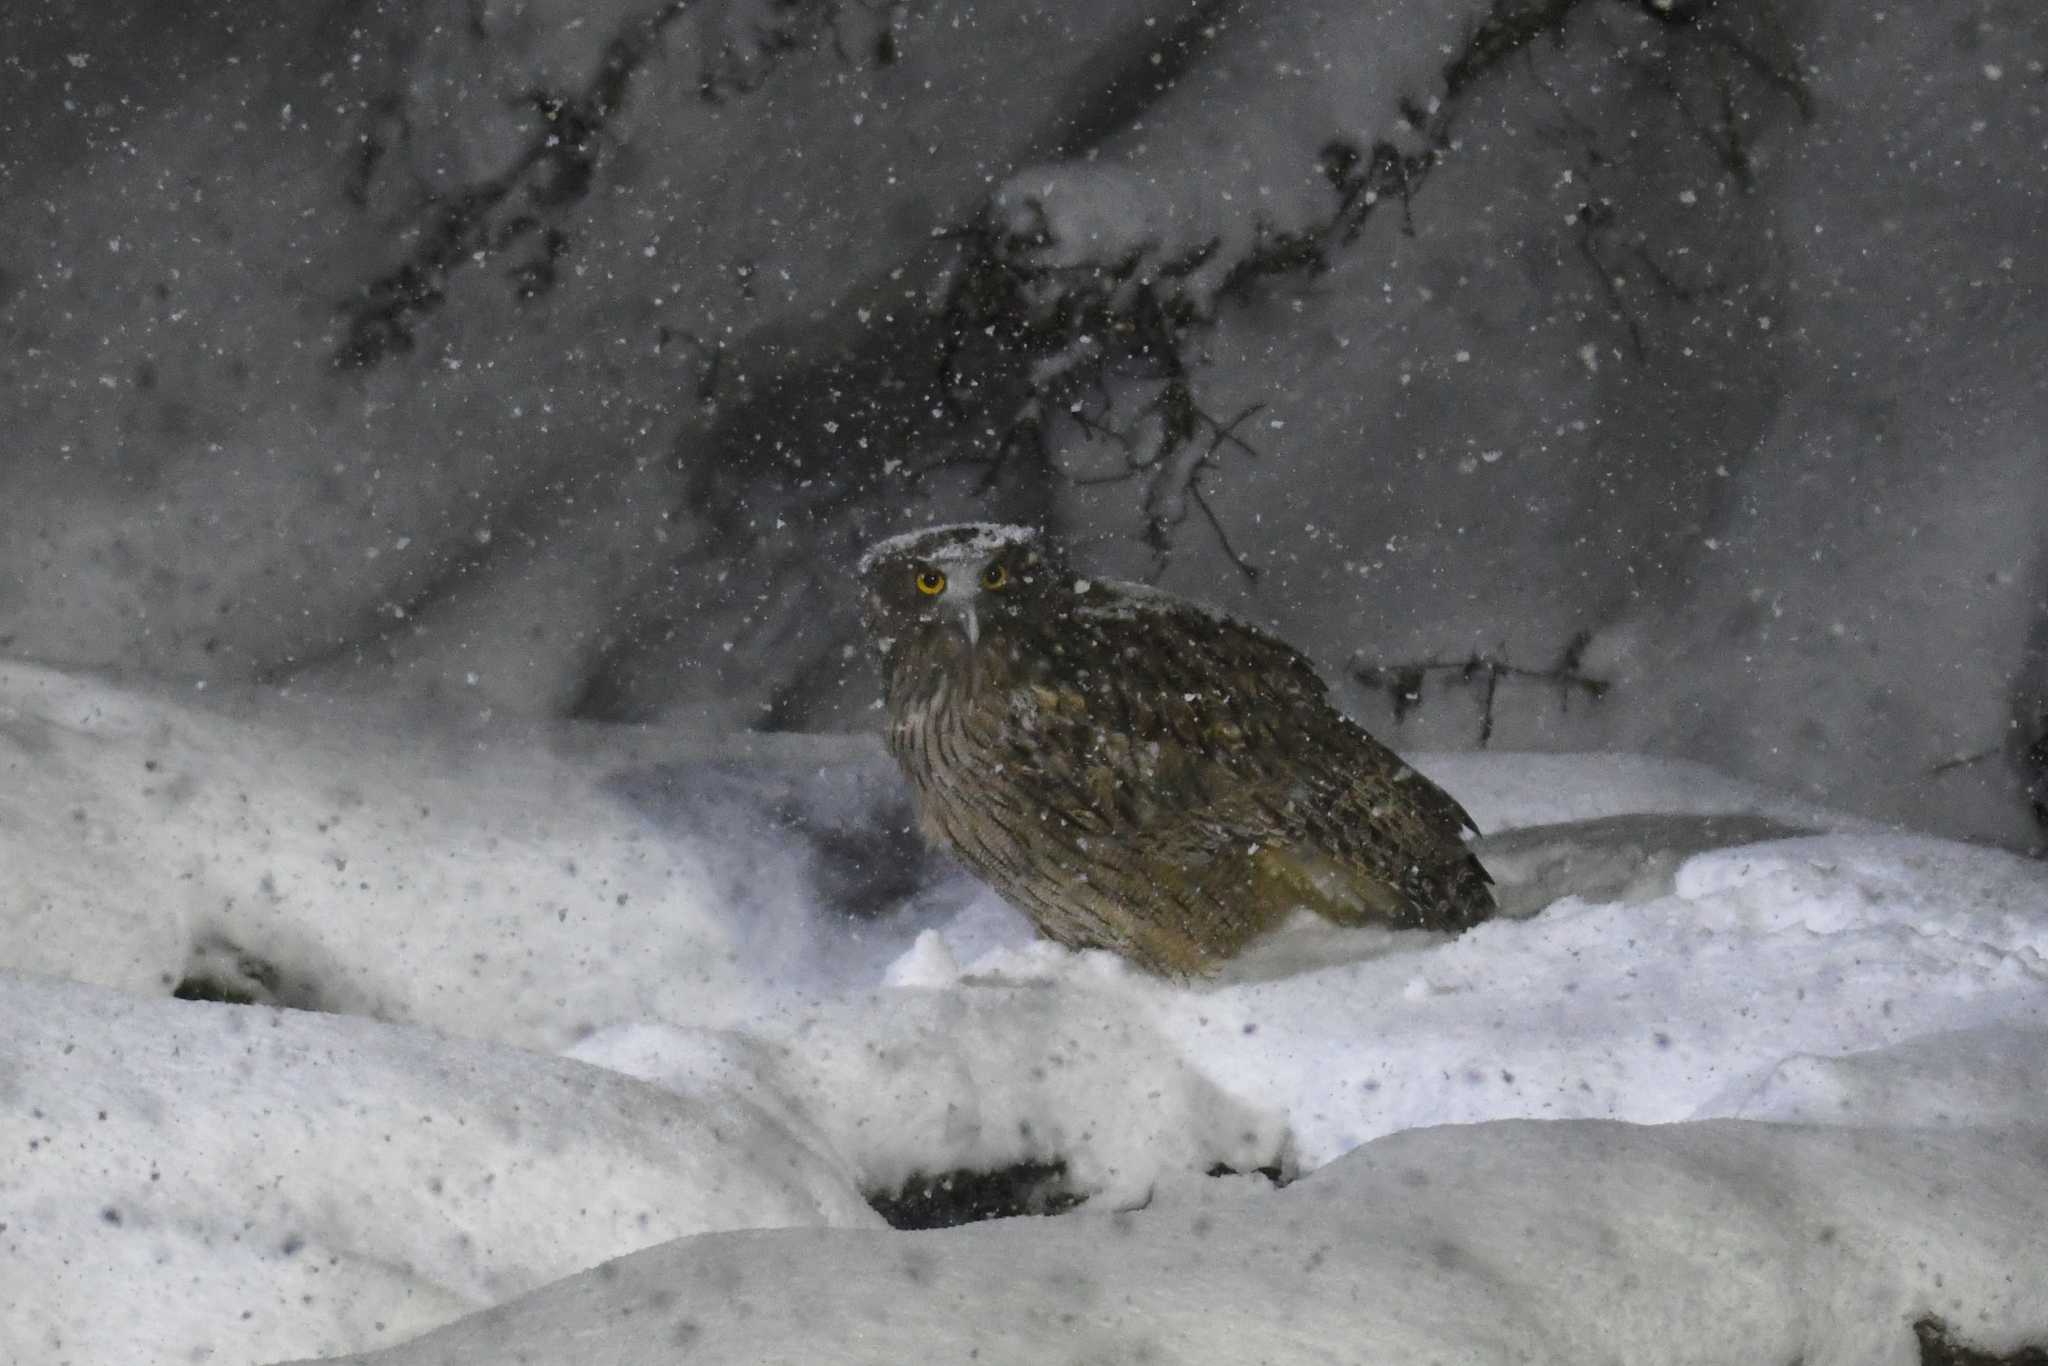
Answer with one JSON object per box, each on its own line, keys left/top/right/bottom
{"left": 857, "top": 522, "right": 1065, "bottom": 658}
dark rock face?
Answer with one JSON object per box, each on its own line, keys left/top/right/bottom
{"left": 1916, "top": 1317, "right": 2048, "bottom": 1366}
{"left": 865, "top": 1161, "right": 1083, "bottom": 1231}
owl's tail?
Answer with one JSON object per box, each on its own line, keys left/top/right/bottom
{"left": 1431, "top": 847, "right": 1498, "bottom": 931}
{"left": 1252, "top": 842, "right": 1497, "bottom": 934}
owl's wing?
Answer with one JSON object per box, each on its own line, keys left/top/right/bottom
{"left": 1026, "top": 582, "right": 1491, "bottom": 930}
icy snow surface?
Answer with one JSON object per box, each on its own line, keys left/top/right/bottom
{"left": 2, "top": 660, "right": 2045, "bottom": 1365}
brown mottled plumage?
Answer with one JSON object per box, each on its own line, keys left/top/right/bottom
{"left": 858, "top": 523, "right": 1495, "bottom": 975}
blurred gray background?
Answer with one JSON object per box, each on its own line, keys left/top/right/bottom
{"left": 2, "top": 0, "right": 2042, "bottom": 848}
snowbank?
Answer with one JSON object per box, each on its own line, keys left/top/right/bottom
{"left": 0, "top": 972, "right": 876, "bottom": 1366}
{"left": 579, "top": 829, "right": 2048, "bottom": 1203}
{"left": 0, "top": 660, "right": 813, "bottom": 1048}
{"left": 295, "top": 1118, "right": 2048, "bottom": 1366}
{"left": 4, "top": 662, "right": 2046, "bottom": 1365}
{"left": 1720, "top": 1023, "right": 2048, "bottom": 1130}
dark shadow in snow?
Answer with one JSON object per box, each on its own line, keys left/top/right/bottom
{"left": 1205, "top": 1161, "right": 1289, "bottom": 1187}
{"left": 866, "top": 1161, "right": 1084, "bottom": 1230}
{"left": 171, "top": 933, "right": 328, "bottom": 1011}
{"left": 1916, "top": 1317, "right": 2048, "bottom": 1366}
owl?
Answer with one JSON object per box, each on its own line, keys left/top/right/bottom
{"left": 858, "top": 523, "right": 1496, "bottom": 975}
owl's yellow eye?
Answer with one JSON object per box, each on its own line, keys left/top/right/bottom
{"left": 980, "top": 563, "right": 1009, "bottom": 591}
{"left": 915, "top": 569, "right": 947, "bottom": 596}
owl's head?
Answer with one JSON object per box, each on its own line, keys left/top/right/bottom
{"left": 857, "top": 522, "right": 1066, "bottom": 662}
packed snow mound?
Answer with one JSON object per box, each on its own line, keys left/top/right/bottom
{"left": 1718, "top": 1024, "right": 2048, "bottom": 1130}
{"left": 572, "top": 962, "right": 1290, "bottom": 1208}
{"left": 0, "top": 971, "right": 878, "bottom": 1366}
{"left": 625, "top": 829, "right": 2042, "bottom": 1196}
{"left": 0, "top": 659, "right": 1872, "bottom": 1059}
{"left": 567, "top": 827, "right": 2048, "bottom": 1204}
{"left": 289, "top": 1118, "right": 2048, "bottom": 1366}
{"left": 0, "top": 660, "right": 830, "bottom": 1049}
{"left": 1676, "top": 834, "right": 2048, "bottom": 948}
{"left": 5, "top": 661, "right": 2048, "bottom": 1365}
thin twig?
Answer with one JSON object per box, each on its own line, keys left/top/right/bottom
{"left": 1352, "top": 636, "right": 1610, "bottom": 747}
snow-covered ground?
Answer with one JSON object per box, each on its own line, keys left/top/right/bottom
{"left": 4, "top": 661, "right": 2046, "bottom": 1365}
{"left": 311, "top": 1116, "right": 2048, "bottom": 1366}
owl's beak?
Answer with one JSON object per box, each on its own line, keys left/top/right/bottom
{"left": 941, "top": 590, "right": 980, "bottom": 647}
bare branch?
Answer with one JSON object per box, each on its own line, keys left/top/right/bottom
{"left": 1352, "top": 632, "right": 1611, "bottom": 747}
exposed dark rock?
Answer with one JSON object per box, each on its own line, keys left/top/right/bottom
{"left": 1916, "top": 1317, "right": 2048, "bottom": 1366}
{"left": 866, "top": 1161, "right": 1083, "bottom": 1230}
{"left": 171, "top": 934, "right": 325, "bottom": 1011}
